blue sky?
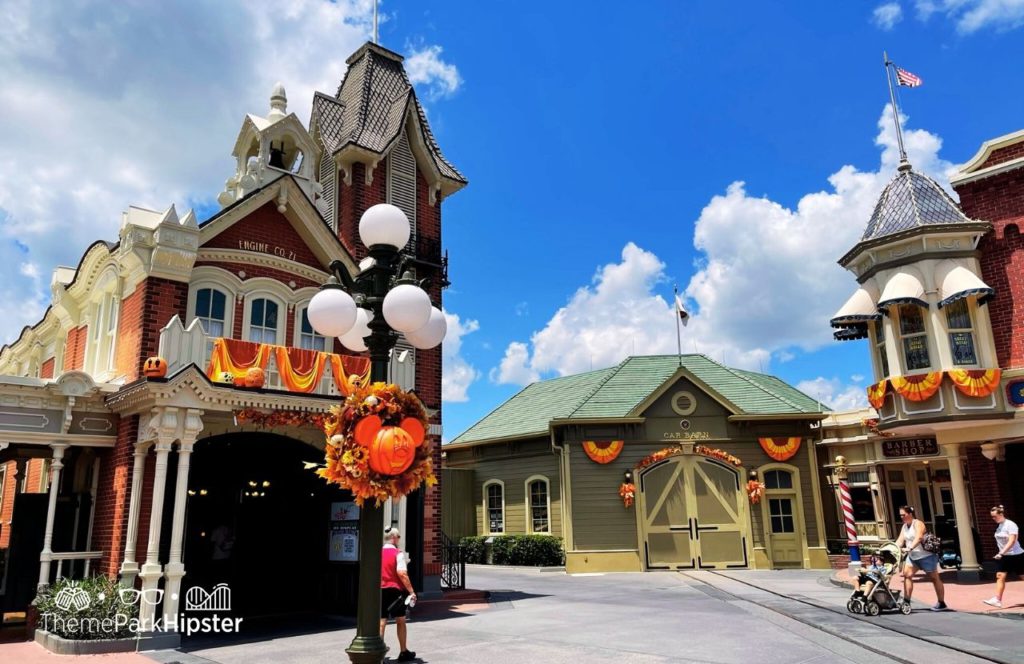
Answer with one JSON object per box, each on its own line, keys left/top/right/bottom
{"left": 1, "top": 1, "right": 1023, "bottom": 441}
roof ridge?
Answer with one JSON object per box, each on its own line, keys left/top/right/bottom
{"left": 703, "top": 356, "right": 810, "bottom": 413}
{"left": 448, "top": 381, "right": 536, "bottom": 445}
{"left": 906, "top": 171, "right": 923, "bottom": 228}
{"left": 565, "top": 357, "right": 631, "bottom": 419}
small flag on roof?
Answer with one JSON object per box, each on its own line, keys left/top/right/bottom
{"left": 675, "top": 293, "right": 690, "bottom": 327}
{"left": 895, "top": 67, "right": 922, "bottom": 87}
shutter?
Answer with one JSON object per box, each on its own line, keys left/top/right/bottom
{"left": 387, "top": 132, "right": 417, "bottom": 246}
{"left": 319, "top": 154, "right": 336, "bottom": 230}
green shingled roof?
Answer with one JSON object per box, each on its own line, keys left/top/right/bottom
{"left": 448, "top": 355, "right": 824, "bottom": 446}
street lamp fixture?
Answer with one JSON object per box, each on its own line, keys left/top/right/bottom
{"left": 307, "top": 203, "right": 445, "bottom": 664}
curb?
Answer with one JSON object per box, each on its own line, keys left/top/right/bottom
{"left": 465, "top": 564, "right": 565, "bottom": 573}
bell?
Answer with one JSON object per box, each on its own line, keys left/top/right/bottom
{"left": 268, "top": 141, "right": 286, "bottom": 169}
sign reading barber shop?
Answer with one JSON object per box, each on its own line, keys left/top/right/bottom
{"left": 881, "top": 437, "right": 938, "bottom": 458}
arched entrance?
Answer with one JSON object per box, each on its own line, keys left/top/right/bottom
{"left": 181, "top": 432, "right": 358, "bottom": 616}
{"left": 637, "top": 455, "right": 750, "bottom": 570}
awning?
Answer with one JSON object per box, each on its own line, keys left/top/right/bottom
{"left": 833, "top": 325, "right": 868, "bottom": 341}
{"left": 938, "top": 264, "right": 994, "bottom": 308}
{"left": 830, "top": 285, "right": 881, "bottom": 328}
{"left": 877, "top": 270, "right": 927, "bottom": 310}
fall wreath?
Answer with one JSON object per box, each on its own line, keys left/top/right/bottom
{"left": 317, "top": 382, "right": 437, "bottom": 506}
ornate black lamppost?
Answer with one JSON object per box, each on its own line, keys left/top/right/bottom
{"left": 307, "top": 203, "right": 446, "bottom": 664}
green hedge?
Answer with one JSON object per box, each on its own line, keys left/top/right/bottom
{"left": 33, "top": 576, "right": 140, "bottom": 640}
{"left": 459, "top": 535, "right": 564, "bottom": 566}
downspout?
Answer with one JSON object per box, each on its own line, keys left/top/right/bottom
{"left": 550, "top": 426, "right": 573, "bottom": 554}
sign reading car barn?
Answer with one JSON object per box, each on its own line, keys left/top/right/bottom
{"left": 881, "top": 437, "right": 939, "bottom": 458}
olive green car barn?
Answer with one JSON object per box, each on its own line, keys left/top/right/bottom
{"left": 443, "top": 355, "right": 833, "bottom": 573}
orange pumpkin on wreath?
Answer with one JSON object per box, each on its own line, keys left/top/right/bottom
{"left": 143, "top": 357, "right": 168, "bottom": 378}
{"left": 354, "top": 414, "right": 427, "bottom": 476}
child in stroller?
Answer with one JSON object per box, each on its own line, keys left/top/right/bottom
{"left": 847, "top": 542, "right": 912, "bottom": 616}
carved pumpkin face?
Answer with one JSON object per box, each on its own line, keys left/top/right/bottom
{"left": 217, "top": 371, "right": 235, "bottom": 384}
{"left": 245, "top": 367, "right": 266, "bottom": 388}
{"left": 143, "top": 357, "right": 168, "bottom": 378}
{"left": 354, "top": 415, "right": 427, "bottom": 476}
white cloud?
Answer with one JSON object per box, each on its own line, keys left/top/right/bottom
{"left": 405, "top": 45, "right": 462, "bottom": 101}
{"left": 796, "top": 377, "right": 869, "bottom": 411}
{"left": 0, "top": 1, "right": 458, "bottom": 346}
{"left": 873, "top": 2, "right": 905, "bottom": 29}
{"left": 914, "top": 0, "right": 1024, "bottom": 32}
{"left": 442, "top": 310, "right": 480, "bottom": 403}
{"left": 492, "top": 107, "right": 953, "bottom": 387}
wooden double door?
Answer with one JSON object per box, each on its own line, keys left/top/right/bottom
{"left": 639, "top": 456, "right": 749, "bottom": 570}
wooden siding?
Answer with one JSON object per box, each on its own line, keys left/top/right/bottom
{"left": 441, "top": 468, "right": 476, "bottom": 540}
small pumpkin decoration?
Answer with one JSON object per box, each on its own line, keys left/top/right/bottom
{"left": 143, "top": 357, "right": 168, "bottom": 378}
{"left": 216, "top": 371, "right": 235, "bottom": 384}
{"left": 245, "top": 367, "right": 266, "bottom": 388}
{"left": 353, "top": 414, "right": 426, "bottom": 476}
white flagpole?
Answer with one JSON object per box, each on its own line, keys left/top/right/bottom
{"left": 373, "top": 0, "right": 379, "bottom": 44}
{"left": 883, "top": 51, "right": 908, "bottom": 165}
{"left": 674, "top": 285, "right": 683, "bottom": 367}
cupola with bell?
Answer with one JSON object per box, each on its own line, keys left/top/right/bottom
{"left": 218, "top": 83, "right": 321, "bottom": 208}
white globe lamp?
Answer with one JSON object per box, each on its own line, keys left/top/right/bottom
{"left": 307, "top": 288, "right": 357, "bottom": 338}
{"left": 382, "top": 284, "right": 432, "bottom": 333}
{"left": 359, "top": 203, "right": 410, "bottom": 250}
{"left": 340, "top": 308, "right": 373, "bottom": 352}
{"left": 405, "top": 307, "right": 447, "bottom": 349}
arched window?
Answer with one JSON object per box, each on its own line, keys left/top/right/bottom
{"left": 483, "top": 481, "right": 504, "bottom": 534}
{"left": 944, "top": 299, "right": 977, "bottom": 366}
{"left": 194, "top": 288, "right": 228, "bottom": 337}
{"left": 297, "top": 307, "right": 328, "bottom": 351}
{"left": 248, "top": 298, "right": 280, "bottom": 344}
{"left": 526, "top": 476, "right": 550, "bottom": 534}
{"left": 897, "top": 304, "right": 930, "bottom": 371}
{"left": 763, "top": 469, "right": 793, "bottom": 490}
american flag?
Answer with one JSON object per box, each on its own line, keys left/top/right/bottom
{"left": 896, "top": 67, "right": 922, "bottom": 87}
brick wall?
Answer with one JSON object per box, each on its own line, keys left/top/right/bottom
{"left": 965, "top": 446, "right": 1016, "bottom": 559}
{"left": 0, "top": 461, "right": 16, "bottom": 548}
{"left": 338, "top": 160, "right": 387, "bottom": 260}
{"left": 115, "top": 286, "right": 146, "bottom": 380}
{"left": 978, "top": 142, "right": 1024, "bottom": 171}
{"left": 93, "top": 416, "right": 138, "bottom": 578}
{"left": 39, "top": 357, "right": 55, "bottom": 379}
{"left": 137, "top": 278, "right": 189, "bottom": 378}
{"left": 203, "top": 202, "right": 324, "bottom": 271}
{"left": 26, "top": 458, "right": 45, "bottom": 493}
{"left": 955, "top": 166, "right": 1024, "bottom": 369}
{"left": 63, "top": 325, "right": 88, "bottom": 372}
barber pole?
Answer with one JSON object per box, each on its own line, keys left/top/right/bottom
{"left": 838, "top": 477, "right": 861, "bottom": 564}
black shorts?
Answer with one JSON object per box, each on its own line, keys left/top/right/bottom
{"left": 997, "top": 553, "right": 1024, "bottom": 576}
{"left": 381, "top": 587, "right": 408, "bottom": 619}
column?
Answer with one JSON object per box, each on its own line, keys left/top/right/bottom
{"left": 38, "top": 444, "right": 69, "bottom": 589}
{"left": 119, "top": 442, "right": 150, "bottom": 585}
{"left": 138, "top": 438, "right": 173, "bottom": 628}
{"left": 941, "top": 443, "right": 982, "bottom": 579}
{"left": 162, "top": 409, "right": 202, "bottom": 624}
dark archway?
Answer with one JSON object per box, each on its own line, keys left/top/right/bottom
{"left": 181, "top": 432, "right": 359, "bottom": 617}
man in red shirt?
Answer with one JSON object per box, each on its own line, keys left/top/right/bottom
{"left": 380, "top": 527, "right": 417, "bottom": 662}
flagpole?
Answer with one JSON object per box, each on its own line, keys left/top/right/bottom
{"left": 883, "top": 51, "right": 908, "bottom": 165}
{"left": 674, "top": 285, "right": 683, "bottom": 367}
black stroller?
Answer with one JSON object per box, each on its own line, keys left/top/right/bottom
{"left": 846, "top": 542, "right": 913, "bottom": 617}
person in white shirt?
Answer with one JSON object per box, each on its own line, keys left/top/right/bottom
{"left": 983, "top": 505, "right": 1023, "bottom": 609}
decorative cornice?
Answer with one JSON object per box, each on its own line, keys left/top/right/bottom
{"left": 196, "top": 249, "right": 330, "bottom": 284}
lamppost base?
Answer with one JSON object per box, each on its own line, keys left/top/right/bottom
{"left": 346, "top": 636, "right": 387, "bottom": 664}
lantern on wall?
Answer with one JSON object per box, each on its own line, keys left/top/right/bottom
{"left": 143, "top": 357, "right": 168, "bottom": 378}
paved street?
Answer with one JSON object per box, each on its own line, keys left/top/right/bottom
{"left": 132, "top": 566, "right": 1021, "bottom": 664}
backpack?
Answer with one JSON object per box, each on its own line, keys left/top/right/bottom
{"left": 922, "top": 531, "right": 942, "bottom": 554}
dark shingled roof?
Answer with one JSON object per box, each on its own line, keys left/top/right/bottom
{"left": 310, "top": 42, "right": 465, "bottom": 184}
{"left": 861, "top": 164, "right": 973, "bottom": 241}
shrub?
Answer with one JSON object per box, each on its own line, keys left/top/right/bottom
{"left": 459, "top": 536, "right": 488, "bottom": 564}
{"left": 489, "top": 535, "right": 564, "bottom": 566}
{"left": 33, "top": 576, "right": 139, "bottom": 640}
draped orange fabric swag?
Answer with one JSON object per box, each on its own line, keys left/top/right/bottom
{"left": 889, "top": 372, "right": 943, "bottom": 402}
{"left": 758, "top": 437, "right": 802, "bottom": 462}
{"left": 866, "top": 379, "right": 889, "bottom": 409}
{"left": 582, "top": 440, "right": 624, "bottom": 464}
{"left": 946, "top": 368, "right": 1001, "bottom": 398}
{"left": 206, "top": 338, "right": 370, "bottom": 396}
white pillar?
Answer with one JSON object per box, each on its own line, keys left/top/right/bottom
{"left": 163, "top": 438, "right": 195, "bottom": 624}
{"left": 138, "top": 438, "right": 173, "bottom": 628}
{"left": 38, "top": 444, "right": 69, "bottom": 589}
{"left": 941, "top": 443, "right": 982, "bottom": 578}
{"left": 119, "top": 442, "right": 150, "bottom": 585}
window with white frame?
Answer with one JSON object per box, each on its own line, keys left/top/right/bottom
{"left": 944, "top": 299, "right": 978, "bottom": 366}
{"left": 297, "top": 307, "right": 328, "bottom": 351}
{"left": 873, "top": 319, "right": 889, "bottom": 378}
{"left": 105, "top": 292, "right": 119, "bottom": 371}
{"left": 897, "top": 304, "right": 931, "bottom": 371}
{"left": 484, "top": 481, "right": 504, "bottom": 534}
{"left": 527, "top": 477, "right": 550, "bottom": 533}
{"left": 248, "top": 298, "right": 280, "bottom": 344}
{"left": 194, "top": 288, "right": 228, "bottom": 338}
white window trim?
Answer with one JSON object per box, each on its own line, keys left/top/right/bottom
{"left": 187, "top": 270, "right": 242, "bottom": 338}
{"left": 943, "top": 299, "right": 980, "bottom": 369}
{"left": 524, "top": 475, "right": 551, "bottom": 535}
{"left": 189, "top": 285, "right": 235, "bottom": 339}
{"left": 243, "top": 294, "right": 287, "bottom": 346}
{"left": 294, "top": 304, "right": 329, "bottom": 350}
{"left": 896, "top": 304, "right": 933, "bottom": 373}
{"left": 483, "top": 479, "right": 505, "bottom": 535}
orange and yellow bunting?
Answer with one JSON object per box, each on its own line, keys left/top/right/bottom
{"left": 889, "top": 372, "right": 943, "bottom": 402}
{"left": 866, "top": 379, "right": 889, "bottom": 409}
{"left": 582, "top": 440, "right": 624, "bottom": 464}
{"left": 758, "top": 437, "right": 802, "bottom": 462}
{"left": 206, "top": 338, "right": 369, "bottom": 395}
{"left": 946, "top": 368, "right": 1001, "bottom": 398}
